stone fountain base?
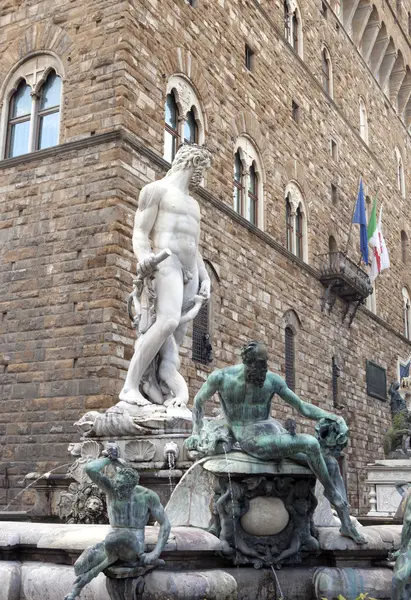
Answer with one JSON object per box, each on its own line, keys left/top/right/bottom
{"left": 0, "top": 521, "right": 399, "bottom": 599}
{"left": 167, "top": 452, "right": 322, "bottom": 567}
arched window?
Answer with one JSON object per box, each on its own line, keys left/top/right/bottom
{"left": 284, "top": 182, "right": 308, "bottom": 262}
{"left": 164, "top": 75, "right": 206, "bottom": 162}
{"left": 359, "top": 97, "right": 368, "bottom": 144}
{"left": 395, "top": 147, "right": 406, "bottom": 198}
{"left": 284, "top": 0, "right": 291, "bottom": 41}
{"left": 164, "top": 92, "right": 179, "bottom": 162}
{"left": 285, "top": 326, "right": 295, "bottom": 390}
{"left": 6, "top": 80, "right": 31, "bottom": 158}
{"left": 37, "top": 71, "right": 61, "bottom": 150}
{"left": 403, "top": 287, "right": 411, "bottom": 339}
{"left": 328, "top": 235, "right": 337, "bottom": 267}
{"left": 192, "top": 262, "right": 218, "bottom": 364}
{"left": 321, "top": 47, "right": 333, "bottom": 98}
{"left": 283, "top": 310, "right": 301, "bottom": 391}
{"left": 402, "top": 230, "right": 408, "bottom": 264}
{"left": 233, "top": 135, "right": 264, "bottom": 229}
{"left": 329, "top": 235, "right": 338, "bottom": 254}
{"left": 1, "top": 56, "right": 63, "bottom": 159}
{"left": 284, "top": 1, "right": 303, "bottom": 56}
{"left": 192, "top": 301, "right": 212, "bottom": 364}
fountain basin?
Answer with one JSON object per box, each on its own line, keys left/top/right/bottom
{"left": 0, "top": 521, "right": 400, "bottom": 599}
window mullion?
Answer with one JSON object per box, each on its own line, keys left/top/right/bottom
{"left": 291, "top": 210, "right": 297, "bottom": 255}
{"left": 28, "top": 92, "right": 39, "bottom": 152}
{"left": 244, "top": 170, "right": 250, "bottom": 219}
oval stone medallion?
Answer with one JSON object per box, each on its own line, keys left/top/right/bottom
{"left": 240, "top": 496, "right": 289, "bottom": 536}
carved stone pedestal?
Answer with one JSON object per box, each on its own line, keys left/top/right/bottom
{"left": 166, "top": 452, "right": 319, "bottom": 567}
{"left": 367, "top": 459, "right": 411, "bottom": 517}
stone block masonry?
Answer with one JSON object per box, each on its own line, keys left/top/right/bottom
{"left": 1, "top": 0, "right": 411, "bottom": 514}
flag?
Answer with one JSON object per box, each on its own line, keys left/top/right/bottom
{"left": 352, "top": 178, "right": 368, "bottom": 265}
{"left": 368, "top": 204, "right": 390, "bottom": 283}
{"left": 367, "top": 197, "right": 378, "bottom": 247}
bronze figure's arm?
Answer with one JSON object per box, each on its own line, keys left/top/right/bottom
{"left": 185, "top": 370, "right": 223, "bottom": 450}
{"left": 279, "top": 384, "right": 347, "bottom": 432}
{"left": 84, "top": 457, "right": 114, "bottom": 496}
{"left": 140, "top": 492, "right": 171, "bottom": 565}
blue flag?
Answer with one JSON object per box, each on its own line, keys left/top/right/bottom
{"left": 352, "top": 178, "right": 368, "bottom": 264}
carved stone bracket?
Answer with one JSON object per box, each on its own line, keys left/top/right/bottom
{"left": 321, "top": 283, "right": 337, "bottom": 315}
{"left": 342, "top": 299, "right": 363, "bottom": 327}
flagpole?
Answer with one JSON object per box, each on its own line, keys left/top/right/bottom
{"left": 345, "top": 175, "right": 362, "bottom": 255}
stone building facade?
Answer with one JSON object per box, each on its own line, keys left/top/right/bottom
{"left": 1, "top": 0, "right": 411, "bottom": 514}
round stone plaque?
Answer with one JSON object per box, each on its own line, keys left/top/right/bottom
{"left": 240, "top": 496, "right": 289, "bottom": 536}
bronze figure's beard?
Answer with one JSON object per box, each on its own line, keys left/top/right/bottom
{"left": 244, "top": 364, "right": 267, "bottom": 388}
{"left": 113, "top": 480, "right": 135, "bottom": 500}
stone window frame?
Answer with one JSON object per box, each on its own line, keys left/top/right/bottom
{"left": 395, "top": 146, "right": 406, "bottom": 198}
{"left": 233, "top": 135, "right": 265, "bottom": 230}
{"left": 359, "top": 96, "right": 369, "bottom": 144}
{"left": 403, "top": 287, "right": 411, "bottom": 339}
{"left": 321, "top": 44, "right": 333, "bottom": 99}
{"left": 0, "top": 52, "right": 64, "bottom": 160}
{"left": 163, "top": 74, "right": 206, "bottom": 162}
{"left": 284, "top": 181, "right": 309, "bottom": 263}
{"left": 284, "top": 0, "right": 304, "bottom": 58}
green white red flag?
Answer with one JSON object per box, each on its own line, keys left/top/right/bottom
{"left": 367, "top": 199, "right": 390, "bottom": 283}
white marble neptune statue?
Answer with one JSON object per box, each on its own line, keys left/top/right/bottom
{"left": 114, "top": 144, "right": 213, "bottom": 416}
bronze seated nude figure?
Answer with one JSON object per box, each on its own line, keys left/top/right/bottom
{"left": 185, "top": 341, "right": 366, "bottom": 546}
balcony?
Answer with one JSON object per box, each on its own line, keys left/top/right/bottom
{"left": 317, "top": 251, "right": 373, "bottom": 324}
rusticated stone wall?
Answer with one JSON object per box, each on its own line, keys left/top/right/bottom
{"left": 1, "top": 0, "right": 411, "bottom": 513}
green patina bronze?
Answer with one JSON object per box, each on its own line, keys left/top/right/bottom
{"left": 185, "top": 341, "right": 366, "bottom": 545}
{"left": 64, "top": 445, "right": 170, "bottom": 600}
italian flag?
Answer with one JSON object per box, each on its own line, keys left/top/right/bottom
{"left": 367, "top": 198, "right": 390, "bottom": 283}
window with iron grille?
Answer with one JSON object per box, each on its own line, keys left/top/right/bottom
{"left": 192, "top": 301, "right": 212, "bottom": 364}
{"left": 285, "top": 326, "right": 295, "bottom": 390}
{"left": 332, "top": 356, "right": 341, "bottom": 407}
{"left": 366, "top": 360, "right": 387, "bottom": 401}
